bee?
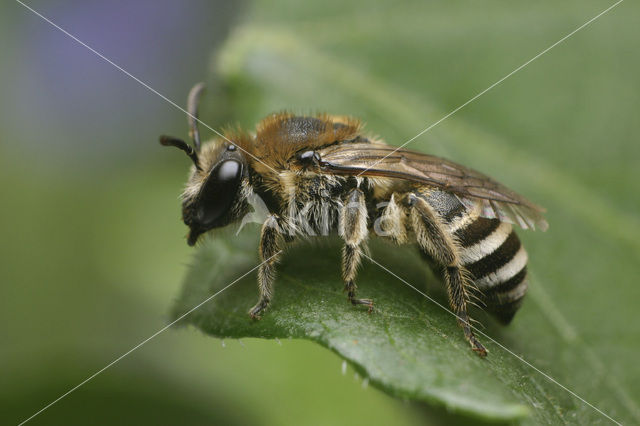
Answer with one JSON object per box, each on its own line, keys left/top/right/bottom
{"left": 161, "top": 83, "right": 547, "bottom": 357}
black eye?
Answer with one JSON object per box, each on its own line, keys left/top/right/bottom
{"left": 196, "top": 160, "right": 243, "bottom": 227}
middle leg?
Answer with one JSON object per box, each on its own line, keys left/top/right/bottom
{"left": 339, "top": 188, "right": 373, "bottom": 311}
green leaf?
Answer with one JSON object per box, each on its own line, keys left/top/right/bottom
{"left": 174, "top": 234, "right": 532, "bottom": 421}
{"left": 174, "top": 1, "right": 640, "bottom": 424}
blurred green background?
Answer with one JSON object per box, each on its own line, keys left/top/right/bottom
{"left": 1, "top": 0, "right": 638, "bottom": 425}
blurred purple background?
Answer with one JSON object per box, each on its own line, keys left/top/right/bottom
{"left": 1, "top": 0, "right": 240, "bottom": 169}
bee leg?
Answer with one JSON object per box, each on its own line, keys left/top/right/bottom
{"left": 249, "top": 214, "right": 283, "bottom": 319}
{"left": 408, "top": 193, "right": 487, "bottom": 357}
{"left": 444, "top": 266, "right": 487, "bottom": 356}
{"left": 340, "top": 188, "right": 373, "bottom": 312}
{"left": 343, "top": 246, "right": 373, "bottom": 312}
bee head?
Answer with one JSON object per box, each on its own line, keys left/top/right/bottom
{"left": 160, "top": 83, "right": 249, "bottom": 246}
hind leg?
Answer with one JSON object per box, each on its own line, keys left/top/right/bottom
{"left": 407, "top": 193, "right": 486, "bottom": 357}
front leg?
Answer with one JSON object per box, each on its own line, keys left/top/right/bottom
{"left": 339, "top": 188, "right": 373, "bottom": 312}
{"left": 249, "top": 214, "right": 283, "bottom": 319}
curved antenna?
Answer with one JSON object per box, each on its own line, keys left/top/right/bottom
{"left": 187, "top": 82, "right": 206, "bottom": 151}
{"left": 159, "top": 135, "right": 202, "bottom": 170}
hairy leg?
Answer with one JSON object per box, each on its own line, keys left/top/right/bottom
{"left": 339, "top": 188, "right": 373, "bottom": 311}
{"left": 249, "top": 214, "right": 283, "bottom": 319}
{"left": 408, "top": 193, "right": 487, "bottom": 356}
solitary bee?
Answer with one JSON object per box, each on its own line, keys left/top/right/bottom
{"left": 161, "top": 83, "right": 547, "bottom": 357}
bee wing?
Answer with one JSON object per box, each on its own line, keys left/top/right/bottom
{"left": 317, "top": 143, "right": 548, "bottom": 231}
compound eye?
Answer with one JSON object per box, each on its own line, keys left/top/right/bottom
{"left": 196, "top": 160, "right": 243, "bottom": 227}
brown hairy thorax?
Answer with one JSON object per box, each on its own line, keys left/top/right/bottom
{"left": 225, "top": 113, "right": 363, "bottom": 174}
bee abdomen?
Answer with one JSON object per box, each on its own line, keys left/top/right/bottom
{"left": 455, "top": 218, "right": 529, "bottom": 324}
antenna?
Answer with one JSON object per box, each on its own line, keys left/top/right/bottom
{"left": 187, "top": 82, "right": 206, "bottom": 151}
{"left": 159, "top": 135, "right": 201, "bottom": 170}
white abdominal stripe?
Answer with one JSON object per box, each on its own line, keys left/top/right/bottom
{"left": 459, "top": 222, "right": 511, "bottom": 264}
{"left": 475, "top": 247, "right": 528, "bottom": 291}
{"left": 458, "top": 219, "right": 528, "bottom": 299}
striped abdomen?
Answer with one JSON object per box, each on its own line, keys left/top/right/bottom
{"left": 454, "top": 218, "right": 528, "bottom": 324}
{"left": 426, "top": 190, "right": 529, "bottom": 324}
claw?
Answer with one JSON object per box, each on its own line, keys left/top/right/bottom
{"left": 249, "top": 300, "right": 268, "bottom": 320}
{"left": 350, "top": 297, "right": 374, "bottom": 312}
{"left": 470, "top": 338, "right": 488, "bottom": 357}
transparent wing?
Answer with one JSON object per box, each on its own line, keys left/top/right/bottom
{"left": 317, "top": 143, "right": 548, "bottom": 231}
